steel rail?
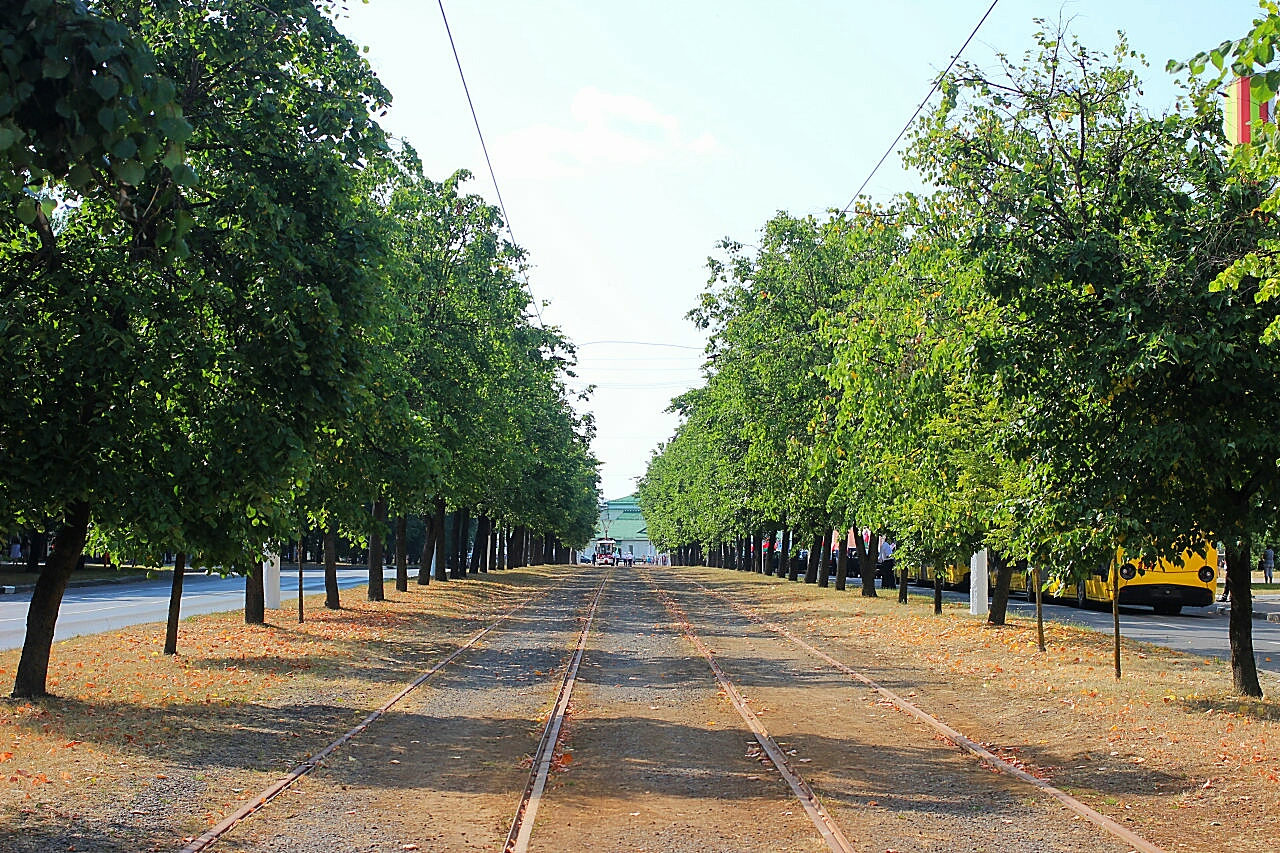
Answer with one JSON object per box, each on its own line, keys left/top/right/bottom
{"left": 685, "top": 574, "right": 1167, "bottom": 853}
{"left": 503, "top": 573, "right": 610, "bottom": 853}
{"left": 646, "top": 575, "right": 858, "bottom": 853}
{"left": 179, "top": 582, "right": 569, "bottom": 853}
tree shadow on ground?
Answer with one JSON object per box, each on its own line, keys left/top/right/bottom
{"left": 1177, "top": 693, "right": 1280, "bottom": 721}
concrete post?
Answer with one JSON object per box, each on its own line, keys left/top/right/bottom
{"left": 264, "top": 553, "right": 281, "bottom": 609}
{"left": 969, "top": 549, "right": 989, "bottom": 616}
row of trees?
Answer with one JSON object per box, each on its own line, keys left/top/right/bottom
{"left": 639, "top": 17, "right": 1280, "bottom": 697}
{"left": 1, "top": 0, "right": 600, "bottom": 698}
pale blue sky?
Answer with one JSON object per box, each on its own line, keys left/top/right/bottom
{"left": 336, "top": 0, "right": 1262, "bottom": 500}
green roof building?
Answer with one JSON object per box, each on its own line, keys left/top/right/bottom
{"left": 589, "top": 493, "right": 654, "bottom": 560}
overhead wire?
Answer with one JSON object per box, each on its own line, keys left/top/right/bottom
{"left": 435, "top": 0, "right": 547, "bottom": 329}
{"left": 579, "top": 340, "right": 704, "bottom": 350}
{"left": 838, "top": 0, "right": 1000, "bottom": 218}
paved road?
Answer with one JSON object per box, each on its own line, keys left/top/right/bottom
{"left": 846, "top": 576, "right": 1280, "bottom": 675}
{"left": 1000, "top": 596, "right": 1280, "bottom": 673}
{"left": 0, "top": 567, "right": 415, "bottom": 651}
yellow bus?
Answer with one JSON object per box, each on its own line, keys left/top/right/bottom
{"left": 910, "top": 563, "right": 972, "bottom": 589}
{"left": 1047, "top": 546, "right": 1217, "bottom": 616}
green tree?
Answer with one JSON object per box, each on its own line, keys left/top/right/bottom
{"left": 911, "top": 22, "right": 1280, "bottom": 696}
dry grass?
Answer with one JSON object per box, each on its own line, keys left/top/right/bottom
{"left": 700, "top": 567, "right": 1280, "bottom": 852}
{"left": 0, "top": 566, "right": 567, "bottom": 846}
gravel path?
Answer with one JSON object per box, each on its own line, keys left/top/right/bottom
{"left": 530, "top": 566, "right": 822, "bottom": 851}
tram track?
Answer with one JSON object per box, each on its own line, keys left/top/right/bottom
{"left": 41, "top": 562, "right": 1162, "bottom": 851}
{"left": 178, "top": 570, "right": 609, "bottom": 852}
{"left": 503, "top": 574, "right": 608, "bottom": 852}
{"left": 644, "top": 573, "right": 858, "bottom": 853}
{"left": 673, "top": 570, "right": 1166, "bottom": 853}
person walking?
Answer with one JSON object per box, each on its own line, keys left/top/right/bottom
{"left": 1264, "top": 546, "right": 1275, "bottom": 585}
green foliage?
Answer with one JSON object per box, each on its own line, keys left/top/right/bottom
{"left": 644, "top": 15, "right": 1280, "bottom": 695}
{"left": 1, "top": 2, "right": 599, "bottom": 587}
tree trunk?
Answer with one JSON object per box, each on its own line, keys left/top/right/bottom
{"left": 835, "top": 529, "right": 849, "bottom": 591}
{"left": 163, "top": 551, "right": 186, "bottom": 655}
{"left": 817, "top": 528, "right": 832, "bottom": 588}
{"left": 804, "top": 533, "right": 821, "bottom": 584}
{"left": 24, "top": 530, "right": 45, "bottom": 574}
{"left": 898, "top": 559, "right": 909, "bottom": 604}
{"left": 368, "top": 499, "right": 386, "bottom": 601}
{"left": 297, "top": 533, "right": 305, "bottom": 623}
{"left": 933, "top": 569, "right": 943, "bottom": 614}
{"left": 1034, "top": 565, "right": 1045, "bottom": 651}
{"left": 418, "top": 509, "right": 436, "bottom": 585}
{"left": 451, "top": 508, "right": 469, "bottom": 579}
{"left": 469, "top": 515, "right": 489, "bottom": 574}
{"left": 1224, "top": 538, "right": 1262, "bottom": 696}
{"left": 433, "top": 498, "right": 448, "bottom": 582}
{"left": 752, "top": 531, "right": 763, "bottom": 573}
{"left": 323, "top": 525, "right": 340, "bottom": 609}
{"left": 490, "top": 521, "right": 500, "bottom": 570}
{"left": 778, "top": 528, "right": 791, "bottom": 579}
{"left": 857, "top": 530, "right": 879, "bottom": 598}
{"left": 987, "top": 550, "right": 1013, "bottom": 625}
{"left": 1112, "top": 557, "right": 1122, "bottom": 680}
{"left": 245, "top": 563, "right": 265, "bottom": 625}
{"left": 392, "top": 514, "right": 407, "bottom": 592}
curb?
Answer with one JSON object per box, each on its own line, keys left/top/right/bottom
{"left": 1210, "top": 602, "right": 1280, "bottom": 621}
{"left": 0, "top": 574, "right": 161, "bottom": 595}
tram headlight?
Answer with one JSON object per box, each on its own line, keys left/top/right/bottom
{"left": 1198, "top": 565, "right": 1215, "bottom": 583}
{"left": 1119, "top": 564, "right": 1137, "bottom": 581}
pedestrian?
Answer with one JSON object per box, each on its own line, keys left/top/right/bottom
{"left": 1265, "top": 546, "right": 1275, "bottom": 585}
{"left": 878, "top": 538, "right": 897, "bottom": 589}
{"left": 8, "top": 540, "right": 19, "bottom": 562}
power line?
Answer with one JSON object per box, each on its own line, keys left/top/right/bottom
{"left": 838, "top": 0, "right": 1000, "bottom": 217}
{"left": 435, "top": 0, "right": 547, "bottom": 328}
{"left": 579, "top": 340, "right": 705, "bottom": 350}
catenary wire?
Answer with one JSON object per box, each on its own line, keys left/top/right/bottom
{"left": 435, "top": 0, "right": 547, "bottom": 329}
{"left": 837, "top": 0, "right": 1000, "bottom": 217}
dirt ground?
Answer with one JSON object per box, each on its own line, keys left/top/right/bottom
{"left": 0, "top": 563, "right": 1276, "bottom": 851}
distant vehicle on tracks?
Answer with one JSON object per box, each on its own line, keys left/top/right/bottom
{"left": 594, "top": 538, "right": 617, "bottom": 566}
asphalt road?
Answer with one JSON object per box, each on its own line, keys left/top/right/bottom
{"left": 0, "top": 566, "right": 415, "bottom": 651}
{"left": 1000, "top": 595, "right": 1280, "bottom": 673}
{"left": 845, "top": 575, "right": 1280, "bottom": 675}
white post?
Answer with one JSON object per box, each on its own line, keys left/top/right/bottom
{"left": 969, "top": 549, "right": 989, "bottom": 616}
{"left": 264, "top": 552, "right": 281, "bottom": 609}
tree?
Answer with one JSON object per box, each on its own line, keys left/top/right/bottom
{"left": 910, "top": 22, "right": 1280, "bottom": 695}
{"left": 2, "top": 0, "right": 396, "bottom": 695}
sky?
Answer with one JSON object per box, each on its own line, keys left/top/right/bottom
{"left": 334, "top": 0, "right": 1263, "bottom": 501}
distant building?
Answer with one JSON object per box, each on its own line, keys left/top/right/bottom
{"left": 587, "top": 493, "right": 654, "bottom": 561}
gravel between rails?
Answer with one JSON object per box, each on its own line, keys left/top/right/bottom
{"left": 530, "top": 566, "right": 824, "bottom": 852}
{"left": 210, "top": 571, "right": 608, "bottom": 853}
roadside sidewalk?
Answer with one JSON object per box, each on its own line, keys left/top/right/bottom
{"left": 1211, "top": 590, "right": 1280, "bottom": 622}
